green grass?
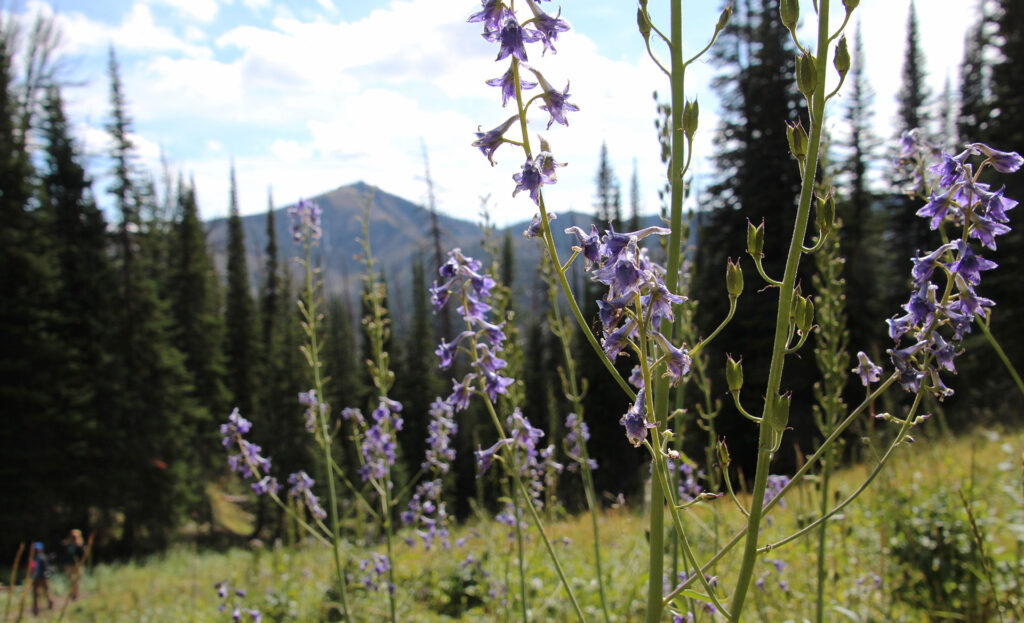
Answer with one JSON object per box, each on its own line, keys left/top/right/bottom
{"left": 8, "top": 427, "right": 1022, "bottom": 622}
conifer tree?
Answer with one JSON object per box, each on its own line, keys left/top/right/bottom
{"left": 0, "top": 20, "right": 60, "bottom": 550}
{"left": 696, "top": 0, "right": 811, "bottom": 466}
{"left": 894, "top": 1, "right": 931, "bottom": 142}
{"left": 105, "top": 47, "right": 195, "bottom": 553}
{"left": 38, "top": 85, "right": 116, "bottom": 528}
{"left": 983, "top": 0, "right": 1024, "bottom": 379}
{"left": 594, "top": 141, "right": 621, "bottom": 228}
{"left": 957, "top": 3, "right": 991, "bottom": 145}
{"left": 629, "top": 158, "right": 641, "bottom": 232}
{"left": 169, "top": 177, "right": 230, "bottom": 490}
{"left": 837, "top": 21, "right": 887, "bottom": 356}
{"left": 224, "top": 163, "right": 259, "bottom": 420}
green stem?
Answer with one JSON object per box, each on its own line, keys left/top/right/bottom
{"left": 978, "top": 316, "right": 1024, "bottom": 399}
{"left": 814, "top": 444, "right": 832, "bottom": 623}
{"left": 549, "top": 289, "right": 611, "bottom": 623}
{"left": 512, "top": 478, "right": 529, "bottom": 623}
{"left": 305, "top": 240, "right": 352, "bottom": 623}
{"left": 726, "top": 4, "right": 831, "bottom": 619}
{"left": 382, "top": 468, "right": 397, "bottom": 623}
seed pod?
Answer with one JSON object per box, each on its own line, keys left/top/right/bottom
{"left": 797, "top": 51, "right": 817, "bottom": 98}
{"left": 726, "top": 355, "right": 743, "bottom": 393}
{"left": 746, "top": 218, "right": 765, "bottom": 257}
{"left": 834, "top": 35, "right": 850, "bottom": 79}
{"left": 637, "top": 8, "right": 651, "bottom": 42}
{"left": 780, "top": 0, "right": 799, "bottom": 31}
{"left": 716, "top": 6, "right": 733, "bottom": 32}
{"left": 815, "top": 192, "right": 836, "bottom": 235}
{"left": 786, "top": 120, "right": 808, "bottom": 161}
{"left": 716, "top": 438, "right": 731, "bottom": 467}
{"left": 726, "top": 258, "right": 744, "bottom": 298}
{"left": 683, "top": 99, "right": 699, "bottom": 139}
{"left": 797, "top": 296, "right": 814, "bottom": 333}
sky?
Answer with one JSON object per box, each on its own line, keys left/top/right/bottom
{"left": 6, "top": 0, "right": 977, "bottom": 226}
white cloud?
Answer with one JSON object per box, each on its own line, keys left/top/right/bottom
{"left": 149, "top": 0, "right": 219, "bottom": 23}
{"left": 315, "top": 0, "right": 337, "bottom": 13}
{"left": 54, "top": 2, "right": 210, "bottom": 57}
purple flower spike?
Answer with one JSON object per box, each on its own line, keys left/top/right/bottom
{"left": 968, "top": 142, "right": 1024, "bottom": 173}
{"left": 916, "top": 186, "right": 956, "bottom": 230}
{"left": 486, "top": 64, "right": 536, "bottom": 107}
{"left": 852, "top": 351, "right": 883, "bottom": 387}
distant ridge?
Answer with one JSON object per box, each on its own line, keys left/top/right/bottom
{"left": 206, "top": 182, "right": 670, "bottom": 331}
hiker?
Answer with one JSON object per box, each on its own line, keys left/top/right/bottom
{"left": 61, "top": 529, "right": 85, "bottom": 600}
{"left": 30, "top": 541, "right": 54, "bottom": 616}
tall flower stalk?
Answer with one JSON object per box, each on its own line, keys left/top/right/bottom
{"left": 292, "top": 198, "right": 354, "bottom": 622}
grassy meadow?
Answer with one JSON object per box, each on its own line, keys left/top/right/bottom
{"left": 6, "top": 427, "right": 1021, "bottom": 623}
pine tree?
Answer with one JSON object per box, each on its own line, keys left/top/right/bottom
{"left": 594, "top": 141, "right": 621, "bottom": 228}
{"left": 957, "top": 3, "right": 992, "bottom": 145}
{"left": 0, "top": 20, "right": 61, "bottom": 552}
{"left": 629, "top": 158, "right": 641, "bottom": 232}
{"left": 169, "top": 177, "right": 230, "bottom": 493}
{"left": 894, "top": 1, "right": 931, "bottom": 141}
{"left": 982, "top": 0, "right": 1024, "bottom": 393}
{"left": 837, "top": 21, "right": 888, "bottom": 357}
{"left": 224, "top": 163, "right": 259, "bottom": 420}
{"left": 696, "top": 0, "right": 811, "bottom": 467}
{"left": 105, "top": 47, "right": 196, "bottom": 553}
{"left": 37, "top": 85, "right": 116, "bottom": 529}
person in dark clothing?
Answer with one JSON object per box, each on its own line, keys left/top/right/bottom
{"left": 30, "top": 541, "right": 54, "bottom": 615}
{"left": 61, "top": 529, "right": 85, "bottom": 600}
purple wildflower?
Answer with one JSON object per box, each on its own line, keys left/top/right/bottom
{"left": 526, "top": 0, "right": 570, "bottom": 54}
{"left": 472, "top": 115, "right": 519, "bottom": 166}
{"left": 968, "top": 142, "right": 1024, "bottom": 173}
{"left": 852, "top": 351, "right": 883, "bottom": 387}
{"left": 620, "top": 389, "right": 652, "bottom": 447}
{"left": 486, "top": 64, "right": 536, "bottom": 107}
{"left": 467, "top": 0, "right": 507, "bottom": 31}
{"left": 524, "top": 211, "right": 555, "bottom": 239}
{"left": 530, "top": 69, "right": 579, "bottom": 128}
{"left": 485, "top": 16, "right": 541, "bottom": 62}
{"left": 287, "top": 198, "right": 322, "bottom": 243}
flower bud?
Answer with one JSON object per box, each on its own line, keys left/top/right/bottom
{"left": 746, "top": 218, "right": 765, "bottom": 257}
{"left": 683, "top": 99, "right": 699, "bottom": 139}
{"left": 726, "top": 258, "right": 744, "bottom": 298}
{"left": 726, "top": 355, "right": 743, "bottom": 393}
{"left": 815, "top": 192, "right": 836, "bottom": 234}
{"left": 716, "top": 6, "right": 733, "bottom": 32}
{"left": 766, "top": 392, "right": 791, "bottom": 450}
{"left": 780, "top": 0, "right": 799, "bottom": 31}
{"left": 786, "top": 120, "right": 808, "bottom": 161}
{"left": 797, "top": 52, "right": 817, "bottom": 98}
{"left": 637, "top": 8, "right": 652, "bottom": 42}
{"left": 843, "top": 0, "right": 860, "bottom": 13}
{"left": 833, "top": 35, "right": 850, "bottom": 79}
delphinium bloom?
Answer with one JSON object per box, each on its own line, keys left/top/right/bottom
{"left": 221, "top": 408, "right": 278, "bottom": 494}
{"left": 468, "top": 0, "right": 576, "bottom": 205}
{"left": 563, "top": 412, "right": 597, "bottom": 472}
{"left": 401, "top": 399, "right": 457, "bottom": 550}
{"left": 562, "top": 224, "right": 692, "bottom": 446}
{"left": 431, "top": 248, "right": 513, "bottom": 409}
{"left": 298, "top": 389, "right": 327, "bottom": 434}
{"left": 885, "top": 133, "right": 1021, "bottom": 399}
{"left": 214, "top": 580, "right": 261, "bottom": 622}
{"left": 357, "top": 397, "right": 404, "bottom": 483}
{"left": 287, "top": 198, "right": 322, "bottom": 243}
{"left": 287, "top": 471, "right": 327, "bottom": 520}
{"left": 357, "top": 552, "right": 393, "bottom": 594}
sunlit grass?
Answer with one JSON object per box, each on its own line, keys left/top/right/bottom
{"left": 17, "top": 427, "right": 1022, "bottom": 622}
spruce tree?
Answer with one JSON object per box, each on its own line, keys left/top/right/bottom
{"left": 957, "top": 3, "right": 991, "bottom": 145}
{"left": 105, "top": 47, "right": 195, "bottom": 553}
{"left": 894, "top": 1, "right": 931, "bottom": 141}
{"left": 982, "top": 0, "right": 1024, "bottom": 394}
{"left": 837, "top": 21, "right": 888, "bottom": 357}
{"left": 696, "top": 0, "right": 811, "bottom": 467}
{"left": 594, "top": 141, "right": 621, "bottom": 228}
{"left": 629, "top": 158, "right": 641, "bottom": 232}
{"left": 37, "top": 85, "right": 116, "bottom": 530}
{"left": 169, "top": 177, "right": 230, "bottom": 493}
{"left": 0, "top": 21, "right": 60, "bottom": 551}
{"left": 224, "top": 163, "right": 259, "bottom": 420}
